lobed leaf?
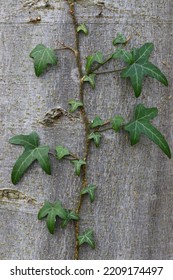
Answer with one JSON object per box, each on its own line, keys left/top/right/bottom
{"left": 125, "top": 104, "right": 171, "bottom": 158}
{"left": 85, "top": 51, "right": 104, "bottom": 73}
{"left": 113, "top": 33, "right": 127, "bottom": 45}
{"left": 38, "top": 200, "right": 67, "bottom": 234}
{"left": 9, "top": 132, "right": 51, "bottom": 184}
{"left": 112, "top": 48, "right": 133, "bottom": 64}
{"left": 68, "top": 99, "right": 83, "bottom": 113}
{"left": 38, "top": 201, "right": 53, "bottom": 219}
{"left": 111, "top": 116, "right": 124, "bottom": 132}
{"left": 30, "top": 44, "right": 57, "bottom": 77}
{"left": 121, "top": 43, "right": 168, "bottom": 97}
{"left": 61, "top": 210, "right": 79, "bottom": 228}
{"left": 78, "top": 229, "right": 95, "bottom": 249}
{"left": 56, "top": 145, "right": 70, "bottom": 160}
{"left": 88, "top": 132, "right": 102, "bottom": 147}
{"left": 83, "top": 74, "right": 96, "bottom": 89}
{"left": 90, "top": 116, "right": 104, "bottom": 128}
{"left": 81, "top": 185, "right": 97, "bottom": 203}
{"left": 77, "top": 23, "right": 88, "bottom": 35}
{"left": 71, "top": 160, "right": 86, "bottom": 176}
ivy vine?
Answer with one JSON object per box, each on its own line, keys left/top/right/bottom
{"left": 9, "top": 0, "right": 171, "bottom": 260}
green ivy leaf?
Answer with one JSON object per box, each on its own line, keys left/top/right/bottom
{"left": 9, "top": 132, "right": 51, "bottom": 185}
{"left": 88, "top": 132, "right": 102, "bottom": 147}
{"left": 113, "top": 33, "right": 127, "bottom": 45}
{"left": 85, "top": 51, "right": 104, "bottom": 73}
{"left": 111, "top": 116, "right": 124, "bottom": 132}
{"left": 81, "top": 184, "right": 97, "bottom": 203}
{"left": 83, "top": 74, "right": 96, "bottom": 89}
{"left": 30, "top": 44, "right": 57, "bottom": 77}
{"left": 78, "top": 229, "right": 95, "bottom": 249}
{"left": 71, "top": 160, "right": 86, "bottom": 176}
{"left": 61, "top": 210, "right": 79, "bottom": 228}
{"left": 112, "top": 48, "right": 133, "bottom": 64}
{"left": 56, "top": 145, "right": 70, "bottom": 160}
{"left": 68, "top": 99, "right": 83, "bottom": 113}
{"left": 125, "top": 104, "right": 171, "bottom": 158}
{"left": 77, "top": 23, "right": 88, "bottom": 35}
{"left": 90, "top": 116, "right": 104, "bottom": 128}
{"left": 121, "top": 43, "right": 168, "bottom": 97}
{"left": 38, "top": 200, "right": 67, "bottom": 234}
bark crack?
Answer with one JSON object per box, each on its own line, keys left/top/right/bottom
{"left": 0, "top": 189, "right": 36, "bottom": 203}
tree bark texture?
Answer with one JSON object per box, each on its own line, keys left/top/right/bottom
{"left": 0, "top": 0, "right": 173, "bottom": 259}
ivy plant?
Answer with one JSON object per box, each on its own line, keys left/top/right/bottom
{"left": 125, "top": 104, "right": 171, "bottom": 158}
{"left": 120, "top": 43, "right": 168, "bottom": 97}
{"left": 9, "top": 0, "right": 171, "bottom": 260}
{"left": 29, "top": 44, "right": 57, "bottom": 77}
{"left": 78, "top": 229, "right": 95, "bottom": 249}
{"left": 38, "top": 201, "right": 79, "bottom": 234}
{"left": 9, "top": 132, "right": 51, "bottom": 185}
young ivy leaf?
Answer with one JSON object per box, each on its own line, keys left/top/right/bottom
{"left": 112, "top": 48, "right": 133, "bottom": 64}
{"left": 38, "top": 201, "right": 67, "bottom": 234}
{"left": 121, "top": 43, "right": 168, "bottom": 97}
{"left": 90, "top": 116, "right": 104, "bottom": 128}
{"left": 81, "top": 184, "right": 97, "bottom": 203}
{"left": 9, "top": 132, "right": 51, "bottom": 185}
{"left": 56, "top": 145, "right": 70, "bottom": 160}
{"left": 113, "top": 33, "right": 127, "bottom": 45}
{"left": 88, "top": 132, "right": 102, "bottom": 147}
{"left": 68, "top": 99, "right": 83, "bottom": 113}
{"left": 78, "top": 229, "right": 95, "bottom": 249}
{"left": 83, "top": 74, "right": 96, "bottom": 89}
{"left": 77, "top": 23, "right": 88, "bottom": 35}
{"left": 71, "top": 160, "right": 86, "bottom": 176}
{"left": 61, "top": 210, "right": 79, "bottom": 228}
{"left": 85, "top": 51, "right": 104, "bottom": 74}
{"left": 111, "top": 116, "right": 124, "bottom": 132}
{"left": 125, "top": 104, "right": 171, "bottom": 158}
{"left": 30, "top": 44, "right": 57, "bottom": 77}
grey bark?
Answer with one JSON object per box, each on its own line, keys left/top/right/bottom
{"left": 0, "top": 0, "right": 173, "bottom": 259}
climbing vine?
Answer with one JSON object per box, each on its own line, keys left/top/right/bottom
{"left": 9, "top": 0, "right": 171, "bottom": 260}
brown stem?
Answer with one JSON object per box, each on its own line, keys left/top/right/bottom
{"left": 70, "top": 153, "right": 80, "bottom": 160}
{"left": 125, "top": 35, "right": 132, "bottom": 45}
{"left": 94, "top": 67, "right": 126, "bottom": 75}
{"left": 92, "top": 121, "right": 113, "bottom": 133}
{"left": 88, "top": 54, "right": 113, "bottom": 74}
{"left": 57, "top": 40, "right": 78, "bottom": 55}
{"left": 67, "top": 0, "right": 91, "bottom": 260}
{"left": 102, "top": 120, "right": 111, "bottom": 127}
{"left": 96, "top": 127, "right": 112, "bottom": 133}
{"left": 49, "top": 152, "right": 79, "bottom": 160}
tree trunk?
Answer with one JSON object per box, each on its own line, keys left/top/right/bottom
{"left": 0, "top": 0, "right": 173, "bottom": 259}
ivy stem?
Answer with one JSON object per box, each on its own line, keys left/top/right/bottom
{"left": 49, "top": 152, "right": 79, "bottom": 160}
{"left": 124, "top": 35, "right": 132, "bottom": 45}
{"left": 88, "top": 54, "right": 113, "bottom": 74}
{"left": 57, "top": 41, "right": 78, "bottom": 56}
{"left": 95, "top": 127, "right": 113, "bottom": 133}
{"left": 101, "top": 120, "right": 111, "bottom": 127}
{"left": 94, "top": 67, "right": 126, "bottom": 75}
{"left": 67, "top": 0, "right": 91, "bottom": 260}
{"left": 69, "top": 153, "right": 80, "bottom": 160}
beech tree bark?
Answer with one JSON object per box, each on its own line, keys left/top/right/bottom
{"left": 0, "top": 0, "right": 173, "bottom": 259}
